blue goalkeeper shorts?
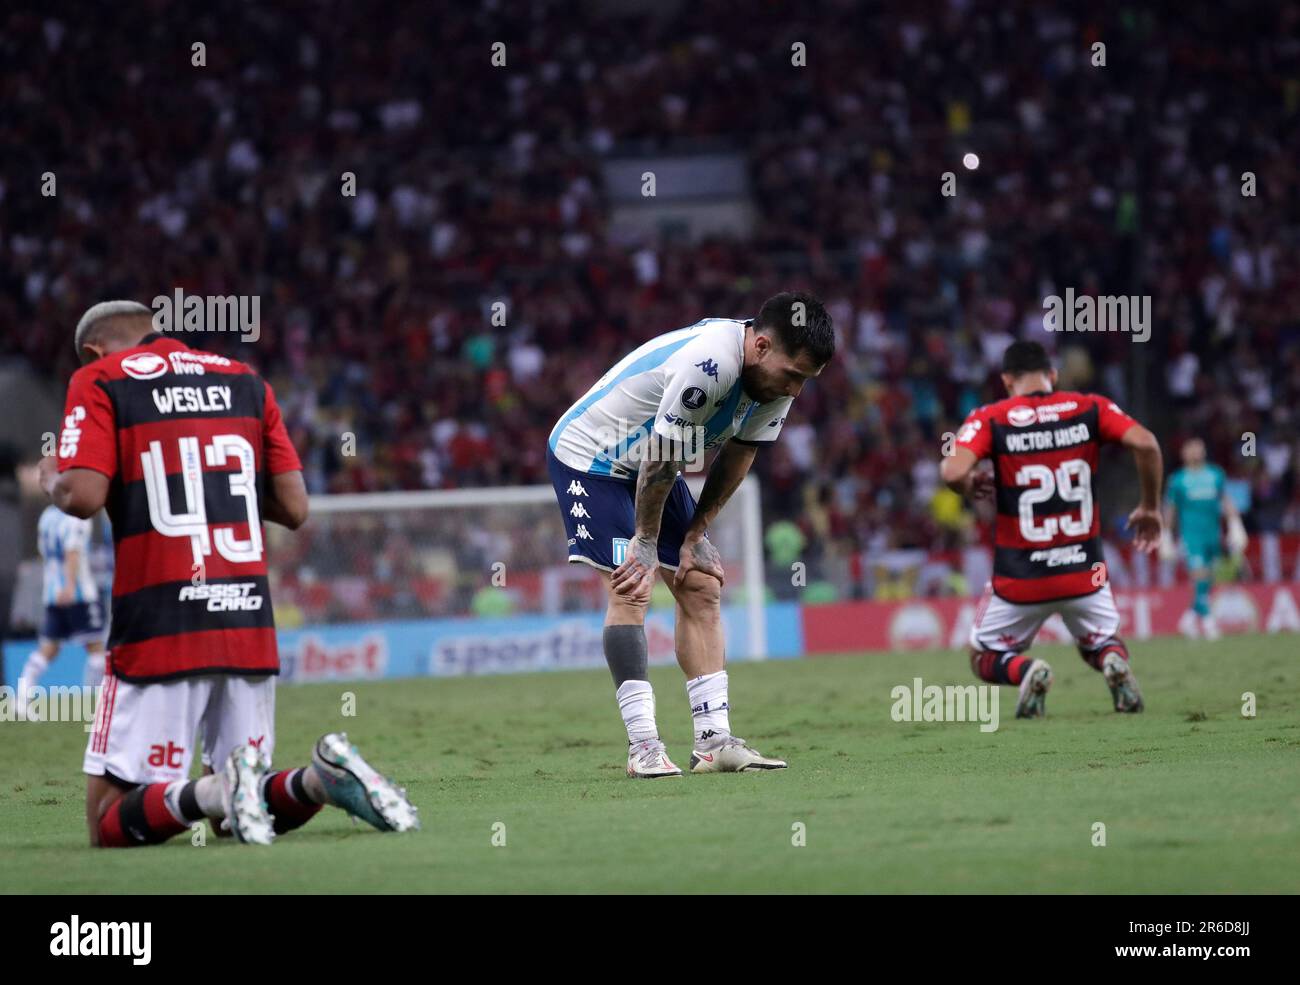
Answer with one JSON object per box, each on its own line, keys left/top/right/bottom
{"left": 1184, "top": 537, "right": 1220, "bottom": 572}
{"left": 547, "top": 448, "right": 698, "bottom": 571}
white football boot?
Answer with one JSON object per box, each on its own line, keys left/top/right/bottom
{"left": 222, "top": 743, "right": 275, "bottom": 846}
{"left": 626, "top": 738, "right": 682, "bottom": 778}
{"left": 1178, "top": 609, "right": 1202, "bottom": 640}
{"left": 690, "top": 735, "right": 787, "bottom": 773}
{"left": 1015, "top": 658, "right": 1053, "bottom": 719}
{"left": 1201, "top": 615, "right": 1222, "bottom": 642}
{"left": 311, "top": 732, "right": 420, "bottom": 832}
{"left": 1102, "top": 651, "right": 1145, "bottom": 713}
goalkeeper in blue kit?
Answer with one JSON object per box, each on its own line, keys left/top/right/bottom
{"left": 1163, "top": 438, "right": 1247, "bottom": 640}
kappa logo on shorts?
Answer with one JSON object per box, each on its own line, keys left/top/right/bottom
{"left": 612, "top": 538, "right": 630, "bottom": 565}
{"left": 681, "top": 386, "right": 707, "bottom": 410}
{"left": 567, "top": 480, "right": 588, "bottom": 496}
{"left": 569, "top": 502, "right": 591, "bottom": 519}
{"left": 575, "top": 524, "right": 592, "bottom": 540}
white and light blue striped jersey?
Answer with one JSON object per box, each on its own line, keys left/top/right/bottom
{"left": 549, "top": 318, "right": 793, "bottom": 479}
{"left": 38, "top": 505, "right": 98, "bottom": 606}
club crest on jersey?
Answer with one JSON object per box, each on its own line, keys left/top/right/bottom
{"left": 681, "top": 386, "right": 707, "bottom": 410}
{"left": 611, "top": 538, "right": 629, "bottom": 565}
{"left": 121, "top": 352, "right": 169, "bottom": 380}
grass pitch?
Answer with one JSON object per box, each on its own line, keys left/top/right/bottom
{"left": 2, "top": 633, "right": 1297, "bottom": 893}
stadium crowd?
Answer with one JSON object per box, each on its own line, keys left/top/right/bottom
{"left": 3, "top": 1, "right": 1298, "bottom": 617}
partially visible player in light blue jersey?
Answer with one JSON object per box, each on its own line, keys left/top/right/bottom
{"left": 1163, "top": 438, "right": 1247, "bottom": 640}
{"left": 547, "top": 292, "right": 834, "bottom": 779}
{"left": 38, "top": 504, "right": 98, "bottom": 606}
{"left": 549, "top": 317, "right": 794, "bottom": 479}
{"left": 17, "top": 505, "right": 107, "bottom": 717}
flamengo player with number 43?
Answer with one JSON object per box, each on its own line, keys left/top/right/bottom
{"left": 41, "top": 300, "right": 418, "bottom": 847}
{"left": 940, "top": 341, "right": 1165, "bottom": 719}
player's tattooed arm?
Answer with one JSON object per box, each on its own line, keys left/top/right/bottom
{"left": 663, "top": 441, "right": 753, "bottom": 587}
{"left": 633, "top": 454, "right": 682, "bottom": 543}
{"left": 688, "top": 440, "right": 756, "bottom": 536}
{"left": 610, "top": 454, "right": 682, "bottom": 598}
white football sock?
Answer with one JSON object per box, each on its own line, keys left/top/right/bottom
{"left": 83, "top": 651, "right": 106, "bottom": 689}
{"left": 162, "top": 774, "right": 226, "bottom": 825}
{"left": 194, "top": 774, "right": 226, "bottom": 818}
{"left": 687, "top": 670, "right": 731, "bottom": 746}
{"left": 19, "top": 650, "right": 48, "bottom": 685}
{"left": 17, "top": 651, "right": 49, "bottom": 709}
{"left": 615, "top": 680, "right": 659, "bottom": 743}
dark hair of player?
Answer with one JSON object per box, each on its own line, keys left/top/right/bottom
{"left": 754, "top": 292, "right": 835, "bottom": 365}
{"left": 1001, "top": 340, "right": 1053, "bottom": 376}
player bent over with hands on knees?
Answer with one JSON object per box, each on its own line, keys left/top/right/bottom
{"left": 43, "top": 300, "right": 419, "bottom": 846}
{"left": 548, "top": 293, "right": 834, "bottom": 776}
{"left": 939, "top": 341, "right": 1163, "bottom": 720}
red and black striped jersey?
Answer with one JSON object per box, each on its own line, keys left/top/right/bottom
{"left": 955, "top": 390, "right": 1139, "bottom": 603}
{"left": 56, "top": 334, "right": 302, "bottom": 682}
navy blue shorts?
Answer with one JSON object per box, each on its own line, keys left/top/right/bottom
{"left": 547, "top": 448, "right": 698, "bottom": 570}
{"left": 40, "top": 600, "right": 105, "bottom": 644}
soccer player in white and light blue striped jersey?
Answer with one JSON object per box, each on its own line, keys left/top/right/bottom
{"left": 16, "top": 505, "right": 107, "bottom": 717}
{"left": 547, "top": 292, "right": 835, "bottom": 777}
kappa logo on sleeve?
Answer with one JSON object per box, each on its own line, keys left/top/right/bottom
{"left": 681, "top": 386, "right": 707, "bottom": 410}
{"left": 694, "top": 359, "right": 720, "bottom": 379}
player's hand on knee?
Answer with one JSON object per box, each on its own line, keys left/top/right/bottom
{"left": 611, "top": 535, "right": 659, "bottom": 601}
{"left": 675, "top": 531, "right": 724, "bottom": 587}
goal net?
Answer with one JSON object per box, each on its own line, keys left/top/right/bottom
{"left": 262, "top": 477, "right": 768, "bottom": 676}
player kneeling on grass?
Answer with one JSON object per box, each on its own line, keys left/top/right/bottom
{"left": 939, "top": 341, "right": 1163, "bottom": 719}
{"left": 548, "top": 293, "right": 834, "bottom": 776}
{"left": 43, "top": 300, "right": 418, "bottom": 846}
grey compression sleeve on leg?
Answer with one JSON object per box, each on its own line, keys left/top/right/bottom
{"left": 603, "top": 625, "right": 649, "bottom": 687}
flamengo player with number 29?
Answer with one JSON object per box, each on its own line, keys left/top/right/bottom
{"left": 42, "top": 301, "right": 418, "bottom": 848}
{"left": 940, "top": 341, "right": 1164, "bottom": 720}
